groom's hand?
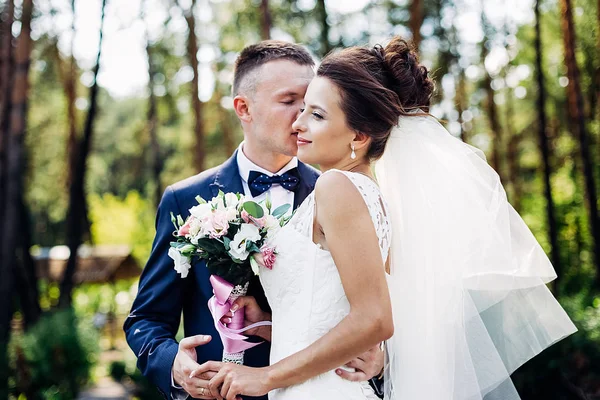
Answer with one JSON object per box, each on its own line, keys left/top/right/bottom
{"left": 172, "top": 335, "right": 219, "bottom": 399}
{"left": 335, "top": 343, "right": 384, "bottom": 381}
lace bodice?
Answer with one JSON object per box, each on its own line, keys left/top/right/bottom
{"left": 259, "top": 170, "right": 390, "bottom": 400}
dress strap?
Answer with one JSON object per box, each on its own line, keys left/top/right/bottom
{"left": 320, "top": 169, "right": 392, "bottom": 262}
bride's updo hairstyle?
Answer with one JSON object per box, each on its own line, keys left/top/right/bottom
{"left": 317, "top": 37, "right": 434, "bottom": 160}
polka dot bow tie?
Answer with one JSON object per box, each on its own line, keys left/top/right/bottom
{"left": 248, "top": 168, "right": 301, "bottom": 197}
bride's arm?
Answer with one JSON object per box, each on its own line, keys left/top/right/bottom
{"left": 201, "top": 172, "right": 393, "bottom": 399}
{"left": 264, "top": 172, "right": 393, "bottom": 387}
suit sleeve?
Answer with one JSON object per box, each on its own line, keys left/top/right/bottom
{"left": 123, "top": 186, "right": 186, "bottom": 399}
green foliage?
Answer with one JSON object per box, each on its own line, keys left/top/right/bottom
{"left": 8, "top": 309, "right": 99, "bottom": 399}
{"left": 88, "top": 191, "right": 156, "bottom": 264}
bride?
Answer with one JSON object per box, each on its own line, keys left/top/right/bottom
{"left": 193, "top": 37, "right": 577, "bottom": 400}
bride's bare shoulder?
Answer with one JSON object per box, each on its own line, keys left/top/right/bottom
{"left": 314, "top": 170, "right": 366, "bottom": 215}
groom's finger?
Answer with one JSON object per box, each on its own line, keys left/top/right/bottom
{"left": 191, "top": 360, "right": 223, "bottom": 378}
{"left": 345, "top": 358, "right": 366, "bottom": 371}
{"left": 336, "top": 367, "right": 368, "bottom": 382}
{"left": 180, "top": 334, "right": 212, "bottom": 350}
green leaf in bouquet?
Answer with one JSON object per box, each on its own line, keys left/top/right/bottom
{"left": 247, "top": 242, "right": 261, "bottom": 254}
{"left": 243, "top": 201, "right": 264, "bottom": 218}
{"left": 195, "top": 195, "right": 207, "bottom": 204}
{"left": 195, "top": 237, "right": 226, "bottom": 254}
{"left": 223, "top": 236, "right": 231, "bottom": 250}
{"left": 272, "top": 203, "right": 291, "bottom": 218}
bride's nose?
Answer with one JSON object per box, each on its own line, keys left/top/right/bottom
{"left": 292, "top": 112, "right": 306, "bottom": 132}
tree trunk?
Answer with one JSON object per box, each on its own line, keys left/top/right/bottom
{"left": 505, "top": 94, "right": 522, "bottom": 211}
{"left": 259, "top": 0, "right": 272, "bottom": 40}
{"left": 503, "top": 17, "right": 521, "bottom": 211}
{"left": 315, "top": 0, "right": 331, "bottom": 57}
{"left": 0, "top": 0, "right": 13, "bottom": 134}
{"left": 1, "top": 0, "right": 33, "bottom": 395}
{"left": 0, "top": 0, "right": 14, "bottom": 238}
{"left": 535, "top": 0, "right": 562, "bottom": 292}
{"left": 409, "top": 0, "right": 424, "bottom": 50}
{"left": 560, "top": 0, "right": 600, "bottom": 286}
{"left": 595, "top": 0, "right": 600, "bottom": 120}
{"left": 182, "top": 0, "right": 205, "bottom": 173}
{"left": 455, "top": 68, "right": 468, "bottom": 142}
{"left": 481, "top": 21, "right": 506, "bottom": 183}
{"left": 59, "top": 0, "right": 107, "bottom": 307}
{"left": 65, "top": 0, "right": 78, "bottom": 188}
{"left": 15, "top": 197, "right": 41, "bottom": 329}
{"left": 145, "top": 37, "right": 163, "bottom": 208}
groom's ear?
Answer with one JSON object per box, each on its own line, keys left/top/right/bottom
{"left": 233, "top": 95, "right": 252, "bottom": 123}
{"left": 352, "top": 132, "right": 371, "bottom": 151}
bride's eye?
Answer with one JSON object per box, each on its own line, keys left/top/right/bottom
{"left": 312, "top": 112, "right": 324, "bottom": 120}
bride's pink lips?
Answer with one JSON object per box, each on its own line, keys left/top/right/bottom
{"left": 297, "top": 136, "right": 312, "bottom": 146}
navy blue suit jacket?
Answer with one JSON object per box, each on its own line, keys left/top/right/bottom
{"left": 124, "top": 150, "right": 320, "bottom": 399}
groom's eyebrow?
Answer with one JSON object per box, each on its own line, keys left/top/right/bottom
{"left": 276, "top": 90, "right": 300, "bottom": 98}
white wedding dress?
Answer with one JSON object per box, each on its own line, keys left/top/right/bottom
{"left": 259, "top": 169, "right": 389, "bottom": 400}
{"left": 257, "top": 115, "right": 577, "bottom": 400}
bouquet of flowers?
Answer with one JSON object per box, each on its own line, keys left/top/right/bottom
{"left": 168, "top": 191, "right": 291, "bottom": 364}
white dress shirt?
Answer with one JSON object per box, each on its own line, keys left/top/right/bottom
{"left": 171, "top": 143, "right": 298, "bottom": 399}
{"left": 236, "top": 142, "right": 297, "bottom": 213}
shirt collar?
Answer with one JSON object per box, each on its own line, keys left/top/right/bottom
{"left": 236, "top": 142, "right": 298, "bottom": 183}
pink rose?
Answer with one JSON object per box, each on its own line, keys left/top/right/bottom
{"left": 255, "top": 246, "right": 276, "bottom": 270}
{"left": 205, "top": 210, "right": 229, "bottom": 238}
{"left": 241, "top": 210, "right": 251, "bottom": 223}
{"left": 178, "top": 217, "right": 194, "bottom": 236}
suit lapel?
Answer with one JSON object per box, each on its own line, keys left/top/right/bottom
{"left": 210, "top": 150, "right": 245, "bottom": 197}
{"left": 294, "top": 162, "right": 319, "bottom": 210}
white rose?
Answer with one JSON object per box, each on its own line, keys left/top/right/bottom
{"left": 188, "top": 216, "right": 203, "bottom": 237}
{"left": 224, "top": 192, "right": 240, "bottom": 209}
{"left": 168, "top": 247, "right": 192, "bottom": 278}
{"left": 228, "top": 223, "right": 261, "bottom": 261}
{"left": 189, "top": 203, "right": 211, "bottom": 220}
{"left": 264, "top": 214, "right": 281, "bottom": 238}
{"left": 225, "top": 207, "right": 239, "bottom": 222}
{"left": 211, "top": 195, "right": 226, "bottom": 210}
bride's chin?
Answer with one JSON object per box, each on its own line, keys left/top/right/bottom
{"left": 296, "top": 148, "right": 316, "bottom": 165}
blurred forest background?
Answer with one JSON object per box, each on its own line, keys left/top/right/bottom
{"left": 0, "top": 0, "right": 599, "bottom": 398}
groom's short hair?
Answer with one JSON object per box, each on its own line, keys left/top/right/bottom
{"left": 233, "top": 40, "right": 314, "bottom": 97}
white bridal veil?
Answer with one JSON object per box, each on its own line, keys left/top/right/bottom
{"left": 375, "top": 114, "right": 577, "bottom": 399}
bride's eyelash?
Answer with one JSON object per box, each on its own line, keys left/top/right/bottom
{"left": 312, "top": 112, "right": 324, "bottom": 120}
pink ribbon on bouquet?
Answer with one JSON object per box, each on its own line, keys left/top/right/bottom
{"left": 207, "top": 275, "right": 272, "bottom": 354}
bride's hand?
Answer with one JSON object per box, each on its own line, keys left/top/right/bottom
{"left": 193, "top": 361, "right": 272, "bottom": 400}
{"left": 220, "top": 296, "right": 272, "bottom": 341}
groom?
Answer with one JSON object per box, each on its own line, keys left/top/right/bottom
{"left": 124, "top": 40, "right": 384, "bottom": 400}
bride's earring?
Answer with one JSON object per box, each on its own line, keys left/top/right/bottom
{"left": 350, "top": 144, "right": 356, "bottom": 160}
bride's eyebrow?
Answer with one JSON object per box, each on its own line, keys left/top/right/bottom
{"left": 307, "top": 104, "right": 327, "bottom": 114}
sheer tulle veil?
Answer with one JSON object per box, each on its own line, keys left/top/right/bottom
{"left": 374, "top": 114, "right": 577, "bottom": 399}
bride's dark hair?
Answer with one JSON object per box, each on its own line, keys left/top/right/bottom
{"left": 317, "top": 37, "right": 434, "bottom": 159}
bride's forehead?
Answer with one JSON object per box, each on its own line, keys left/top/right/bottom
{"left": 306, "top": 77, "right": 341, "bottom": 102}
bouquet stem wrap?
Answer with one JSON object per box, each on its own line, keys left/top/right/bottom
{"left": 208, "top": 275, "right": 271, "bottom": 364}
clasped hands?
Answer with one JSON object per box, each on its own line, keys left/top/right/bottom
{"left": 173, "top": 296, "right": 384, "bottom": 400}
